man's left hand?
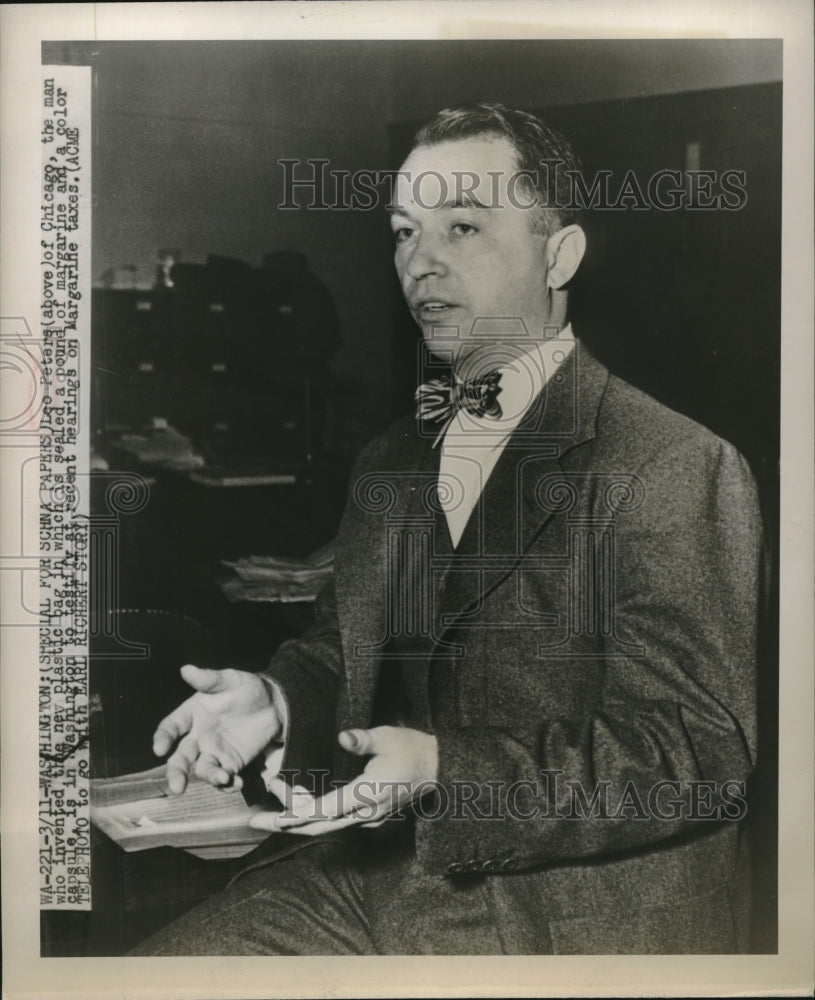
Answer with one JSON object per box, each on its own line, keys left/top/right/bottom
{"left": 248, "top": 726, "right": 438, "bottom": 835}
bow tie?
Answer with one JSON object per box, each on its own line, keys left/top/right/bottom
{"left": 415, "top": 370, "right": 503, "bottom": 447}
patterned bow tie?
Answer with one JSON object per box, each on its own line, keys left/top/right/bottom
{"left": 415, "top": 370, "right": 503, "bottom": 447}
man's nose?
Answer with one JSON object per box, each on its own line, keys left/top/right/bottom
{"left": 404, "top": 231, "right": 447, "bottom": 281}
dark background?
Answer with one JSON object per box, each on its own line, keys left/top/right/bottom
{"left": 41, "top": 39, "right": 781, "bottom": 956}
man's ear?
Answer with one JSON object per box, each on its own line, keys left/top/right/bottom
{"left": 546, "top": 225, "right": 586, "bottom": 289}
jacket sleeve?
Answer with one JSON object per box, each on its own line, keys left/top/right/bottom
{"left": 259, "top": 577, "right": 343, "bottom": 790}
{"left": 414, "top": 438, "right": 765, "bottom": 874}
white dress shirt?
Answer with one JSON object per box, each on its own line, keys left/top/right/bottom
{"left": 438, "top": 326, "right": 575, "bottom": 548}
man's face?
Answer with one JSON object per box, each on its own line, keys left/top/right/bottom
{"left": 391, "top": 135, "right": 553, "bottom": 367}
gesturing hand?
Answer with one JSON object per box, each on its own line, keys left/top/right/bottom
{"left": 249, "top": 725, "right": 439, "bottom": 836}
{"left": 153, "top": 664, "right": 283, "bottom": 794}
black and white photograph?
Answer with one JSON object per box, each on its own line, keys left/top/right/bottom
{"left": 1, "top": 3, "right": 813, "bottom": 998}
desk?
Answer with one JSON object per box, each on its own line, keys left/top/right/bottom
{"left": 92, "top": 454, "right": 349, "bottom": 616}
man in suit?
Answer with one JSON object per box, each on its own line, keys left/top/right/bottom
{"left": 135, "top": 103, "right": 764, "bottom": 955}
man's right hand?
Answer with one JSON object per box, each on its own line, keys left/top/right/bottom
{"left": 152, "top": 664, "right": 283, "bottom": 794}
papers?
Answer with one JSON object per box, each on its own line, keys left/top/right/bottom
{"left": 219, "top": 541, "right": 334, "bottom": 603}
{"left": 90, "top": 764, "right": 270, "bottom": 860}
{"left": 113, "top": 422, "right": 205, "bottom": 471}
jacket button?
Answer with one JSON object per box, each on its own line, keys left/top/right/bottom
{"left": 464, "top": 859, "right": 482, "bottom": 872}
{"left": 500, "top": 857, "right": 519, "bottom": 872}
{"left": 446, "top": 862, "right": 465, "bottom": 875}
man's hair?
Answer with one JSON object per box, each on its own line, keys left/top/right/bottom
{"left": 412, "top": 101, "right": 582, "bottom": 235}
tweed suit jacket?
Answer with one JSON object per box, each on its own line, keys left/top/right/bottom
{"left": 263, "top": 339, "right": 764, "bottom": 953}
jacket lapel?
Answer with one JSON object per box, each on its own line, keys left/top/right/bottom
{"left": 436, "top": 340, "right": 609, "bottom": 631}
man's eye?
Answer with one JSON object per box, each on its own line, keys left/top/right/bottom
{"left": 393, "top": 227, "right": 414, "bottom": 244}
{"left": 452, "top": 222, "right": 478, "bottom": 236}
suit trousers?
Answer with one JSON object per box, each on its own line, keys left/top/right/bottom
{"left": 129, "top": 818, "right": 559, "bottom": 956}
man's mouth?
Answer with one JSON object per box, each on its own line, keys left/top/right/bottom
{"left": 414, "top": 299, "right": 458, "bottom": 317}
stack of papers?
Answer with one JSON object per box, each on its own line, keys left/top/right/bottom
{"left": 90, "top": 765, "right": 270, "bottom": 860}
{"left": 114, "top": 423, "right": 205, "bottom": 471}
{"left": 219, "top": 541, "right": 334, "bottom": 603}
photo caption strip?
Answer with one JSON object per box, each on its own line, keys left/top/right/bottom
{"left": 38, "top": 64, "right": 91, "bottom": 911}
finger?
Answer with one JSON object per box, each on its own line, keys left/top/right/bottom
{"left": 279, "top": 785, "right": 348, "bottom": 822}
{"left": 265, "top": 776, "right": 315, "bottom": 812}
{"left": 337, "top": 727, "right": 377, "bottom": 756}
{"left": 179, "top": 664, "right": 233, "bottom": 695}
{"left": 164, "top": 734, "right": 199, "bottom": 794}
{"left": 276, "top": 815, "right": 362, "bottom": 836}
{"left": 276, "top": 778, "right": 390, "bottom": 827}
{"left": 277, "top": 798, "right": 400, "bottom": 834}
{"left": 194, "top": 752, "right": 233, "bottom": 787}
{"left": 248, "top": 811, "right": 283, "bottom": 832}
{"left": 247, "top": 784, "right": 318, "bottom": 832}
{"left": 152, "top": 706, "right": 193, "bottom": 757}
{"left": 250, "top": 809, "right": 372, "bottom": 836}
{"left": 210, "top": 772, "right": 244, "bottom": 791}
